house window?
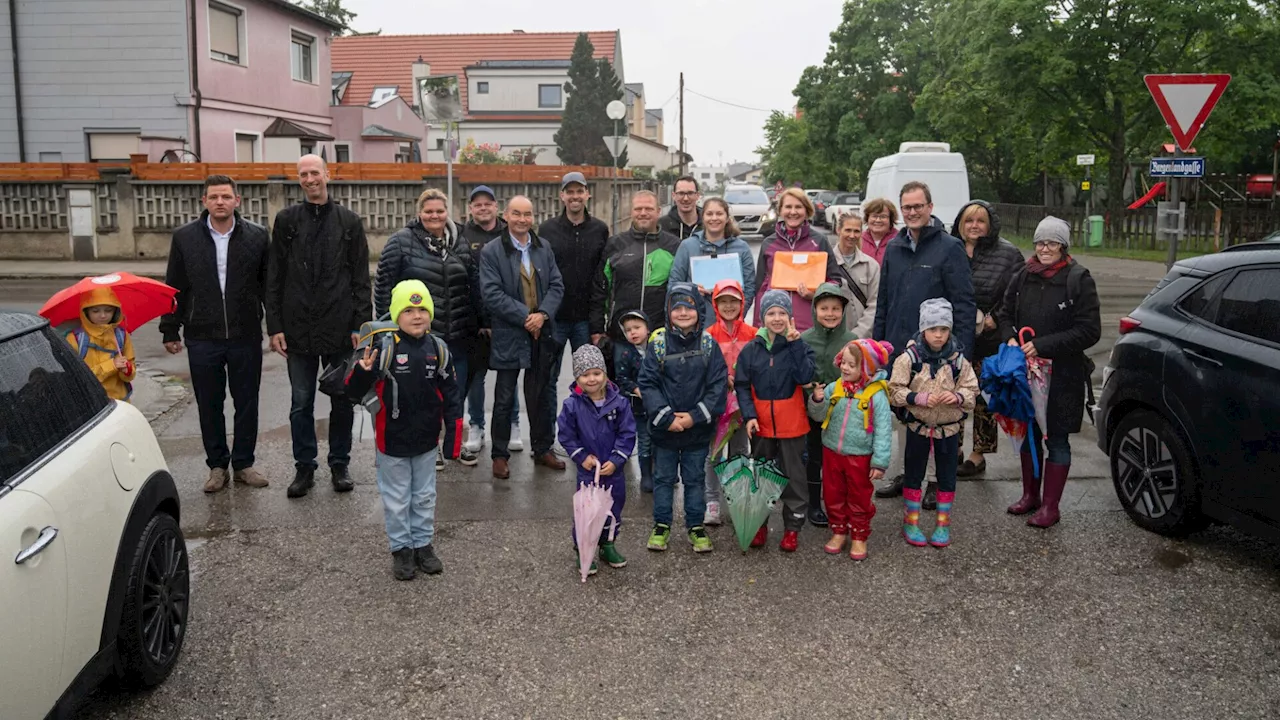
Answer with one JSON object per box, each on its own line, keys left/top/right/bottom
{"left": 234, "top": 133, "right": 257, "bottom": 161}
{"left": 538, "top": 84, "right": 562, "bottom": 108}
{"left": 435, "top": 139, "right": 445, "bottom": 150}
{"left": 87, "top": 132, "right": 140, "bottom": 161}
{"left": 291, "top": 31, "right": 315, "bottom": 83}
{"left": 371, "top": 86, "right": 398, "bottom": 105}
{"left": 477, "top": 81, "right": 489, "bottom": 94}
{"left": 334, "top": 143, "right": 350, "bottom": 163}
{"left": 701, "top": 172, "right": 710, "bottom": 180}
{"left": 395, "top": 143, "right": 412, "bottom": 163}
{"left": 39, "top": 151, "right": 62, "bottom": 162}
{"left": 208, "top": 2, "right": 243, "bottom": 64}
{"left": 300, "top": 141, "right": 315, "bottom": 156}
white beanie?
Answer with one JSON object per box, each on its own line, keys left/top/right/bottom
{"left": 919, "top": 298, "right": 953, "bottom": 332}
{"left": 1034, "top": 216, "right": 1072, "bottom": 249}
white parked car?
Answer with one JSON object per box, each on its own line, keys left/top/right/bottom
{"left": 724, "top": 183, "right": 774, "bottom": 236}
{"left": 824, "top": 192, "right": 862, "bottom": 228}
{"left": 0, "top": 313, "right": 189, "bottom": 719}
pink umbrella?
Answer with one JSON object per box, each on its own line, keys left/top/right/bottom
{"left": 572, "top": 467, "right": 617, "bottom": 583}
{"left": 1020, "top": 327, "right": 1053, "bottom": 433}
{"left": 713, "top": 392, "right": 741, "bottom": 456}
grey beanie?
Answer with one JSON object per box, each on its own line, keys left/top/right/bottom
{"left": 572, "top": 344, "right": 607, "bottom": 380}
{"left": 919, "top": 298, "right": 954, "bottom": 332}
{"left": 1034, "top": 216, "right": 1071, "bottom": 249}
{"left": 759, "top": 289, "right": 793, "bottom": 318}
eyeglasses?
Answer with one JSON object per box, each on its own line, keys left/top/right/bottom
{"left": 1034, "top": 240, "right": 1064, "bottom": 248}
{"left": 673, "top": 191, "right": 698, "bottom": 198}
{"left": 900, "top": 203, "right": 928, "bottom": 214}
{"left": 868, "top": 213, "right": 890, "bottom": 220}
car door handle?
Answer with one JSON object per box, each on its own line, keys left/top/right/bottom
{"left": 14, "top": 526, "right": 58, "bottom": 565}
{"left": 1183, "top": 348, "right": 1223, "bottom": 367}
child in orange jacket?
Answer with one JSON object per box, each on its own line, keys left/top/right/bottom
{"left": 703, "top": 279, "right": 756, "bottom": 524}
{"left": 67, "top": 287, "right": 137, "bottom": 401}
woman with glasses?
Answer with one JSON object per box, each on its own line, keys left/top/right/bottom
{"left": 860, "top": 198, "right": 899, "bottom": 266}
{"left": 374, "top": 188, "right": 484, "bottom": 468}
{"left": 999, "top": 216, "right": 1101, "bottom": 528}
{"left": 753, "top": 187, "right": 845, "bottom": 332}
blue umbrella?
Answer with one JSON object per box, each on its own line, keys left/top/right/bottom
{"left": 981, "top": 344, "right": 1040, "bottom": 476}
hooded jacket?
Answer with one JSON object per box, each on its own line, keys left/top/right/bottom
{"left": 638, "top": 283, "right": 729, "bottom": 449}
{"left": 659, "top": 205, "right": 702, "bottom": 240}
{"left": 705, "top": 280, "right": 756, "bottom": 375}
{"left": 159, "top": 210, "right": 269, "bottom": 344}
{"left": 538, "top": 209, "right": 611, "bottom": 323}
{"left": 754, "top": 222, "right": 845, "bottom": 332}
{"left": 374, "top": 217, "right": 481, "bottom": 342}
{"left": 872, "top": 222, "right": 976, "bottom": 361}
{"left": 612, "top": 310, "right": 649, "bottom": 419}
{"left": 667, "top": 229, "right": 758, "bottom": 315}
{"left": 591, "top": 226, "right": 682, "bottom": 340}
{"left": 67, "top": 287, "right": 136, "bottom": 401}
{"left": 557, "top": 381, "right": 637, "bottom": 482}
{"left": 800, "top": 282, "right": 859, "bottom": 388}
{"left": 734, "top": 314, "right": 817, "bottom": 440}
{"left": 816, "top": 372, "right": 893, "bottom": 468}
{"left": 888, "top": 336, "right": 979, "bottom": 438}
{"left": 831, "top": 241, "right": 880, "bottom": 338}
{"left": 951, "top": 200, "right": 1024, "bottom": 358}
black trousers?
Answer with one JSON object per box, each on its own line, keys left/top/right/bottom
{"left": 186, "top": 337, "right": 263, "bottom": 471}
{"left": 491, "top": 334, "right": 556, "bottom": 459}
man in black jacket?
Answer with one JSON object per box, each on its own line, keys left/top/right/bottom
{"left": 266, "top": 154, "right": 372, "bottom": 499}
{"left": 537, "top": 171, "right": 611, "bottom": 455}
{"left": 160, "top": 175, "right": 270, "bottom": 494}
{"left": 659, "top": 175, "right": 703, "bottom": 239}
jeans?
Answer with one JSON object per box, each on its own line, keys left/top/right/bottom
{"left": 491, "top": 334, "right": 556, "bottom": 458}
{"left": 444, "top": 339, "right": 469, "bottom": 452}
{"left": 1022, "top": 423, "right": 1072, "bottom": 464}
{"left": 287, "top": 351, "right": 354, "bottom": 470}
{"left": 653, "top": 445, "right": 709, "bottom": 528}
{"left": 468, "top": 371, "right": 518, "bottom": 430}
{"left": 186, "top": 337, "right": 262, "bottom": 470}
{"left": 904, "top": 432, "right": 959, "bottom": 493}
{"left": 544, "top": 320, "right": 592, "bottom": 442}
{"left": 375, "top": 449, "right": 438, "bottom": 552}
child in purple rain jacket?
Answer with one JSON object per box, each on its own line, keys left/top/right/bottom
{"left": 558, "top": 344, "right": 637, "bottom": 575}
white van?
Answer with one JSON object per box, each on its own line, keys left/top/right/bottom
{"left": 863, "top": 142, "right": 970, "bottom": 231}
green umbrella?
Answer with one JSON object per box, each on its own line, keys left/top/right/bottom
{"left": 715, "top": 455, "right": 789, "bottom": 552}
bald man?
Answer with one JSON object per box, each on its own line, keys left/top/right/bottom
{"left": 266, "top": 153, "right": 372, "bottom": 498}
{"left": 478, "top": 195, "right": 566, "bottom": 478}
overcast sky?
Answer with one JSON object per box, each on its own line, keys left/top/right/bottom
{"left": 342, "top": 0, "right": 843, "bottom": 168}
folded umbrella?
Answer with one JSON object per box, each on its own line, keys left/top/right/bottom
{"left": 981, "top": 340, "right": 1038, "bottom": 476}
{"left": 572, "top": 467, "right": 617, "bottom": 582}
{"left": 38, "top": 272, "right": 177, "bottom": 333}
{"left": 1020, "top": 327, "right": 1053, "bottom": 436}
{"left": 716, "top": 455, "right": 788, "bottom": 552}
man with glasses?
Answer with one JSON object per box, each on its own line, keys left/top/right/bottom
{"left": 871, "top": 181, "right": 976, "bottom": 504}
{"left": 660, "top": 176, "right": 702, "bottom": 240}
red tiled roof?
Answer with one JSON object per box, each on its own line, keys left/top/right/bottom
{"left": 331, "top": 31, "right": 619, "bottom": 116}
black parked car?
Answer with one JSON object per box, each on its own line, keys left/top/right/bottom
{"left": 1096, "top": 241, "right": 1280, "bottom": 543}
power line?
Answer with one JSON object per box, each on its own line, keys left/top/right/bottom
{"left": 685, "top": 88, "right": 778, "bottom": 113}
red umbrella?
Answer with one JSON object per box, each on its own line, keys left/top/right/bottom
{"left": 38, "top": 272, "right": 178, "bottom": 333}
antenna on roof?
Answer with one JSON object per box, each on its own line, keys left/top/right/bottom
{"left": 417, "top": 55, "right": 423, "bottom": 62}
{"left": 512, "top": 29, "right": 525, "bottom": 33}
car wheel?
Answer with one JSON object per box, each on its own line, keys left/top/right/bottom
{"left": 117, "top": 512, "right": 189, "bottom": 688}
{"left": 1109, "top": 409, "right": 1208, "bottom": 536}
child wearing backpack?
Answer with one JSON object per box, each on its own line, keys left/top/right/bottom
{"left": 809, "top": 339, "right": 894, "bottom": 560}
{"left": 735, "top": 290, "right": 817, "bottom": 552}
{"left": 888, "top": 298, "right": 978, "bottom": 548}
{"left": 613, "top": 310, "right": 652, "bottom": 493}
{"left": 638, "top": 283, "right": 728, "bottom": 554}
{"left": 346, "top": 280, "right": 462, "bottom": 581}
{"left": 558, "top": 344, "right": 636, "bottom": 576}
{"left": 703, "top": 279, "right": 755, "bottom": 525}
{"left": 800, "top": 282, "right": 858, "bottom": 529}
{"left": 67, "top": 287, "right": 136, "bottom": 402}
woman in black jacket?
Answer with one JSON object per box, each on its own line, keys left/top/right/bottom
{"left": 999, "top": 216, "right": 1101, "bottom": 528}
{"left": 951, "top": 201, "right": 1024, "bottom": 477}
{"left": 374, "top": 188, "right": 483, "bottom": 466}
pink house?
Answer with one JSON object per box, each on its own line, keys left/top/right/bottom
{"left": 329, "top": 94, "right": 427, "bottom": 163}
{"left": 195, "top": 0, "right": 341, "bottom": 162}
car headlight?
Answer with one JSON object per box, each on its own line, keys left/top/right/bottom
{"left": 763, "top": 208, "right": 776, "bottom": 222}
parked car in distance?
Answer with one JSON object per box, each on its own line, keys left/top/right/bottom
{"left": 0, "top": 312, "right": 189, "bottom": 720}
{"left": 812, "top": 191, "right": 840, "bottom": 227}
{"left": 825, "top": 192, "right": 862, "bottom": 228}
{"left": 1095, "top": 242, "right": 1280, "bottom": 544}
{"left": 724, "top": 183, "right": 774, "bottom": 236}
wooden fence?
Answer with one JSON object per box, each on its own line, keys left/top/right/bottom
{"left": 993, "top": 203, "right": 1280, "bottom": 251}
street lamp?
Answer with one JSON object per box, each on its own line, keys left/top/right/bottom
{"left": 604, "top": 99, "right": 628, "bottom": 233}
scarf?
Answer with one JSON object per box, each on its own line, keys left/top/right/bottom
{"left": 776, "top": 220, "right": 811, "bottom": 250}
{"left": 412, "top": 218, "right": 455, "bottom": 258}
{"left": 1026, "top": 255, "right": 1070, "bottom": 278}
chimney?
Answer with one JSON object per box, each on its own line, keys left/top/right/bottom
{"left": 411, "top": 57, "right": 431, "bottom": 109}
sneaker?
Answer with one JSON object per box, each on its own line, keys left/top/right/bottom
{"left": 647, "top": 523, "right": 672, "bottom": 551}
{"left": 458, "top": 448, "right": 479, "bottom": 467}
{"left": 705, "top": 501, "right": 723, "bottom": 526}
{"left": 689, "top": 526, "right": 713, "bottom": 553}
{"left": 575, "top": 548, "right": 599, "bottom": 575}
{"left": 414, "top": 544, "right": 443, "bottom": 575}
{"left": 436, "top": 455, "right": 446, "bottom": 471}
{"left": 599, "top": 542, "right": 627, "bottom": 568}
{"left": 464, "top": 424, "right": 484, "bottom": 453}
{"left": 509, "top": 427, "right": 525, "bottom": 452}
{"left": 232, "top": 466, "right": 268, "bottom": 488}
{"left": 203, "top": 467, "right": 230, "bottom": 493}
{"left": 392, "top": 548, "right": 416, "bottom": 581}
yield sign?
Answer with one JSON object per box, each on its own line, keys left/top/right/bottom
{"left": 1144, "top": 74, "right": 1231, "bottom": 152}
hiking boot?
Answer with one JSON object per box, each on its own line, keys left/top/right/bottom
{"left": 874, "top": 474, "right": 905, "bottom": 498}
{"left": 392, "top": 548, "right": 416, "bottom": 581}
{"left": 705, "top": 501, "right": 723, "bottom": 526}
{"left": 599, "top": 542, "right": 627, "bottom": 568}
{"left": 689, "top": 526, "right": 713, "bottom": 553}
{"left": 464, "top": 424, "right": 484, "bottom": 453}
{"left": 534, "top": 451, "right": 566, "bottom": 470}
{"left": 575, "top": 548, "right": 599, "bottom": 575}
{"left": 492, "top": 457, "right": 511, "bottom": 479}
{"left": 286, "top": 467, "right": 315, "bottom": 498}
{"left": 232, "top": 466, "right": 268, "bottom": 488}
{"left": 458, "top": 448, "right": 479, "bottom": 467}
{"left": 647, "top": 523, "right": 672, "bottom": 551}
{"left": 750, "top": 524, "right": 769, "bottom": 548}
{"left": 414, "top": 544, "right": 443, "bottom": 575}
{"left": 331, "top": 465, "right": 354, "bottom": 493}
{"left": 779, "top": 529, "right": 800, "bottom": 552}
{"left": 203, "top": 467, "right": 230, "bottom": 493}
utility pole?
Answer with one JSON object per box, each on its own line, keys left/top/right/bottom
{"left": 678, "top": 72, "right": 686, "bottom": 176}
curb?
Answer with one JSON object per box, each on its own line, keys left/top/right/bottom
{"left": 135, "top": 366, "right": 189, "bottom": 425}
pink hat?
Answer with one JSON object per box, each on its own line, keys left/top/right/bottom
{"left": 836, "top": 339, "right": 894, "bottom": 374}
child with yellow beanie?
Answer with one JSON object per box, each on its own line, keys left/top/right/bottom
{"left": 346, "top": 280, "right": 462, "bottom": 581}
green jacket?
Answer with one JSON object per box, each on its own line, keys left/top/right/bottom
{"left": 800, "top": 282, "right": 858, "bottom": 387}
{"left": 591, "top": 227, "right": 682, "bottom": 339}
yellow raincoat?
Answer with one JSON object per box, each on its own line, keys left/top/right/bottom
{"left": 66, "top": 287, "right": 136, "bottom": 401}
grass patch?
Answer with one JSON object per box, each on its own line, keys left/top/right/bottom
{"left": 1006, "top": 236, "right": 1207, "bottom": 264}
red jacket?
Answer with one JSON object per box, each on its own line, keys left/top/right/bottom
{"left": 860, "top": 229, "right": 892, "bottom": 266}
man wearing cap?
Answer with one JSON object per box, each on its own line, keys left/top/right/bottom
{"left": 538, "top": 171, "right": 611, "bottom": 455}
{"left": 460, "top": 185, "right": 518, "bottom": 455}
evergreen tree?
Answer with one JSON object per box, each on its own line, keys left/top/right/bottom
{"left": 296, "top": 0, "right": 357, "bottom": 35}
{"left": 554, "top": 33, "right": 627, "bottom": 166}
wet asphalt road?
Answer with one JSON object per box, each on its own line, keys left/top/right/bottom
{"left": 3, "top": 254, "right": 1279, "bottom": 718}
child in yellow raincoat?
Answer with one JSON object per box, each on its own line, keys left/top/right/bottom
{"left": 66, "top": 286, "right": 137, "bottom": 401}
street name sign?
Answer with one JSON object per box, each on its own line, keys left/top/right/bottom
{"left": 1076, "top": 154, "right": 1095, "bottom": 166}
{"left": 1149, "top": 157, "right": 1206, "bottom": 178}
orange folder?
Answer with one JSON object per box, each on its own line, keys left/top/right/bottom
{"left": 770, "top": 251, "right": 827, "bottom": 291}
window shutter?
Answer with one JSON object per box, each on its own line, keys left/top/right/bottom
{"left": 209, "top": 5, "right": 240, "bottom": 60}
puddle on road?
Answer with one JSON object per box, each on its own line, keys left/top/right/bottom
{"left": 1153, "top": 547, "right": 1192, "bottom": 570}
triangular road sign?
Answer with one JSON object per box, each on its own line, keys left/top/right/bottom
{"left": 1144, "top": 74, "right": 1231, "bottom": 152}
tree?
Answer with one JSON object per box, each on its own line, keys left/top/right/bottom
{"left": 756, "top": 112, "right": 842, "bottom": 188}
{"left": 554, "top": 33, "right": 627, "bottom": 167}
{"left": 296, "top": 0, "right": 358, "bottom": 35}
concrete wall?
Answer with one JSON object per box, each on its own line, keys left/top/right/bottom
{"left": 0, "top": 0, "right": 191, "bottom": 162}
